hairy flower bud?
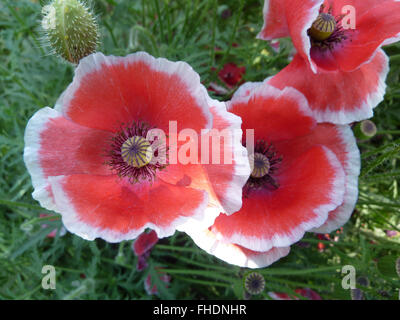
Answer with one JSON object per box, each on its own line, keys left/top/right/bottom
{"left": 42, "top": 0, "right": 99, "bottom": 64}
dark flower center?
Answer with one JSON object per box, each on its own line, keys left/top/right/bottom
{"left": 250, "top": 153, "right": 270, "bottom": 178}
{"left": 105, "top": 121, "right": 167, "bottom": 184}
{"left": 309, "top": 13, "right": 337, "bottom": 41}
{"left": 121, "top": 136, "right": 153, "bottom": 168}
{"left": 244, "top": 139, "right": 282, "bottom": 196}
{"left": 308, "top": 5, "right": 347, "bottom": 50}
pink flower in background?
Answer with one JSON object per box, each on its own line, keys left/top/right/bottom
{"left": 218, "top": 63, "right": 246, "bottom": 88}
{"left": 385, "top": 230, "right": 398, "bottom": 238}
{"left": 132, "top": 230, "right": 158, "bottom": 271}
{"left": 133, "top": 230, "right": 158, "bottom": 256}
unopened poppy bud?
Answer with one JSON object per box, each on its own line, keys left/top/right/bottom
{"left": 353, "top": 120, "right": 377, "bottom": 140}
{"left": 41, "top": 0, "right": 99, "bottom": 64}
{"left": 396, "top": 257, "right": 400, "bottom": 278}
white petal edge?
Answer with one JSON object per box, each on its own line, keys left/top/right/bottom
{"left": 311, "top": 124, "right": 361, "bottom": 233}
{"left": 229, "top": 82, "right": 316, "bottom": 127}
{"left": 205, "top": 97, "right": 251, "bottom": 215}
{"left": 308, "top": 49, "right": 390, "bottom": 124}
{"left": 229, "top": 81, "right": 263, "bottom": 105}
{"left": 48, "top": 175, "right": 214, "bottom": 242}
{"left": 186, "top": 227, "right": 291, "bottom": 269}
{"left": 296, "top": 0, "right": 324, "bottom": 74}
{"left": 23, "top": 107, "right": 61, "bottom": 211}
{"left": 266, "top": 49, "right": 390, "bottom": 125}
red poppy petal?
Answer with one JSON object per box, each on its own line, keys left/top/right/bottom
{"left": 229, "top": 84, "right": 316, "bottom": 142}
{"left": 268, "top": 50, "right": 389, "bottom": 124}
{"left": 48, "top": 174, "right": 209, "bottom": 242}
{"left": 257, "top": 0, "right": 289, "bottom": 40}
{"left": 326, "top": 0, "right": 384, "bottom": 17}
{"left": 257, "top": 0, "right": 324, "bottom": 73}
{"left": 133, "top": 230, "right": 159, "bottom": 256}
{"left": 201, "top": 101, "right": 250, "bottom": 214}
{"left": 24, "top": 107, "right": 112, "bottom": 211}
{"left": 186, "top": 227, "right": 290, "bottom": 268}
{"left": 56, "top": 52, "right": 213, "bottom": 133}
{"left": 275, "top": 124, "right": 360, "bottom": 233}
{"left": 211, "top": 146, "right": 345, "bottom": 252}
{"left": 329, "top": 0, "right": 400, "bottom": 72}
{"left": 158, "top": 99, "right": 250, "bottom": 215}
{"left": 284, "top": 0, "right": 324, "bottom": 73}
{"left": 310, "top": 126, "right": 360, "bottom": 233}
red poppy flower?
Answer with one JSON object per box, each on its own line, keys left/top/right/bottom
{"left": 257, "top": 0, "right": 399, "bottom": 124}
{"left": 24, "top": 52, "right": 249, "bottom": 243}
{"left": 267, "top": 50, "right": 389, "bottom": 124}
{"left": 258, "top": 0, "right": 400, "bottom": 72}
{"left": 385, "top": 230, "right": 398, "bottom": 238}
{"left": 269, "top": 288, "right": 322, "bottom": 300}
{"left": 218, "top": 63, "right": 246, "bottom": 88}
{"left": 186, "top": 82, "right": 360, "bottom": 268}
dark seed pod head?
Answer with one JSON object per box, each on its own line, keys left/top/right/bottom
{"left": 354, "top": 120, "right": 377, "bottom": 140}
{"left": 309, "top": 13, "right": 336, "bottom": 41}
{"left": 356, "top": 276, "right": 370, "bottom": 288}
{"left": 244, "top": 272, "right": 265, "bottom": 295}
{"left": 41, "top": 0, "right": 99, "bottom": 64}
{"left": 350, "top": 288, "right": 364, "bottom": 300}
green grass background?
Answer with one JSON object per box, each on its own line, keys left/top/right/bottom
{"left": 0, "top": 0, "right": 399, "bottom": 300}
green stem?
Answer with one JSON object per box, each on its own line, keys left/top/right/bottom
{"left": 153, "top": 0, "right": 165, "bottom": 44}
{"left": 162, "top": 269, "right": 233, "bottom": 282}
{"left": 173, "top": 275, "right": 230, "bottom": 288}
{"left": 259, "top": 266, "right": 341, "bottom": 276}
{"left": 0, "top": 199, "right": 45, "bottom": 211}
